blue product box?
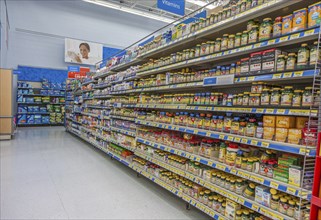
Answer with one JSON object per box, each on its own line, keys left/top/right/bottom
{"left": 17, "top": 95, "right": 24, "bottom": 102}
{"left": 27, "top": 115, "right": 35, "bottom": 124}
{"left": 17, "top": 114, "right": 27, "bottom": 124}
{"left": 34, "top": 115, "right": 42, "bottom": 124}
{"left": 50, "top": 83, "right": 56, "bottom": 89}
{"left": 26, "top": 97, "right": 34, "bottom": 103}
{"left": 34, "top": 106, "right": 40, "bottom": 112}
{"left": 40, "top": 90, "right": 48, "bottom": 95}
{"left": 39, "top": 107, "right": 47, "bottom": 113}
{"left": 42, "top": 116, "right": 50, "bottom": 124}
{"left": 27, "top": 89, "right": 34, "bottom": 94}
{"left": 28, "top": 106, "right": 34, "bottom": 112}
{"left": 18, "top": 106, "right": 27, "bottom": 113}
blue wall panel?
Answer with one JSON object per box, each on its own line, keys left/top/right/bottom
{"left": 15, "top": 65, "right": 68, "bottom": 83}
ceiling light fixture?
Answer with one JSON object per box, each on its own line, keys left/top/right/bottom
{"left": 185, "top": 0, "right": 219, "bottom": 10}
{"left": 82, "top": 0, "right": 176, "bottom": 23}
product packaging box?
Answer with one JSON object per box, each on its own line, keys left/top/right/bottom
{"left": 276, "top": 116, "right": 296, "bottom": 128}
{"left": 225, "top": 199, "right": 241, "bottom": 220}
{"left": 282, "top": 14, "right": 293, "bottom": 35}
{"left": 275, "top": 128, "right": 288, "bottom": 142}
{"left": 263, "top": 127, "right": 275, "bottom": 140}
{"left": 27, "top": 115, "right": 35, "bottom": 124}
{"left": 17, "top": 114, "right": 27, "bottom": 124}
{"left": 273, "top": 165, "right": 289, "bottom": 183}
{"left": 308, "top": 1, "right": 321, "bottom": 28}
{"left": 240, "top": 57, "right": 250, "bottom": 75}
{"left": 255, "top": 186, "right": 271, "bottom": 207}
{"left": 26, "top": 97, "right": 34, "bottom": 103}
{"left": 34, "top": 115, "right": 42, "bottom": 124}
{"left": 288, "top": 129, "right": 303, "bottom": 144}
{"left": 28, "top": 106, "right": 34, "bottom": 112}
{"left": 39, "top": 107, "right": 47, "bottom": 113}
{"left": 34, "top": 97, "right": 42, "bottom": 102}
{"left": 289, "top": 165, "right": 302, "bottom": 187}
{"left": 249, "top": 52, "right": 262, "bottom": 75}
{"left": 17, "top": 95, "right": 24, "bottom": 102}
{"left": 292, "top": 8, "right": 307, "bottom": 32}
{"left": 42, "top": 116, "right": 50, "bottom": 124}
{"left": 296, "top": 117, "right": 309, "bottom": 129}
{"left": 263, "top": 116, "right": 276, "bottom": 127}
{"left": 261, "top": 49, "right": 285, "bottom": 73}
{"left": 18, "top": 106, "right": 27, "bottom": 113}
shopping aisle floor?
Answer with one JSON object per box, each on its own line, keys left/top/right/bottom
{"left": 0, "top": 127, "right": 208, "bottom": 219}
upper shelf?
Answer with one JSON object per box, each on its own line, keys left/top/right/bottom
{"left": 108, "top": 0, "right": 309, "bottom": 72}
{"left": 135, "top": 27, "right": 319, "bottom": 78}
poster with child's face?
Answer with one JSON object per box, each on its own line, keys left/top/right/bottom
{"left": 65, "top": 38, "right": 103, "bottom": 66}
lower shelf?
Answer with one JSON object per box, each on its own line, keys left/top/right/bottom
{"left": 66, "top": 128, "right": 225, "bottom": 220}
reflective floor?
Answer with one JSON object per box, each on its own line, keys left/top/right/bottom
{"left": 0, "top": 127, "right": 208, "bottom": 219}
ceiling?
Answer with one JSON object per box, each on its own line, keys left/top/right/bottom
{"left": 83, "top": 0, "right": 226, "bottom": 23}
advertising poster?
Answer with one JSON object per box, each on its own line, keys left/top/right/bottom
{"left": 65, "top": 38, "right": 103, "bottom": 66}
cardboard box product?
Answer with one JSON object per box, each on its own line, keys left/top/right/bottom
{"left": 276, "top": 116, "right": 296, "bottom": 128}
{"left": 282, "top": 14, "right": 293, "bottom": 35}
{"left": 27, "top": 115, "right": 35, "bottom": 124}
{"left": 240, "top": 57, "right": 250, "bottom": 75}
{"left": 263, "top": 127, "right": 275, "bottom": 140}
{"left": 262, "top": 49, "right": 286, "bottom": 73}
{"left": 308, "top": 1, "right": 321, "bottom": 28}
{"left": 255, "top": 186, "right": 271, "bottom": 207}
{"left": 296, "top": 117, "right": 309, "bottom": 129}
{"left": 17, "top": 114, "right": 27, "bottom": 124}
{"left": 18, "top": 106, "right": 27, "bottom": 113}
{"left": 225, "top": 199, "right": 241, "bottom": 220}
{"left": 273, "top": 165, "right": 289, "bottom": 183}
{"left": 275, "top": 128, "right": 288, "bottom": 142}
{"left": 288, "top": 129, "right": 303, "bottom": 144}
{"left": 249, "top": 52, "right": 262, "bottom": 75}
{"left": 289, "top": 165, "right": 302, "bottom": 187}
{"left": 292, "top": 8, "right": 307, "bottom": 32}
{"left": 263, "top": 115, "right": 276, "bottom": 127}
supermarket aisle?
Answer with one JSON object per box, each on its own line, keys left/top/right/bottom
{"left": 0, "top": 127, "right": 208, "bottom": 220}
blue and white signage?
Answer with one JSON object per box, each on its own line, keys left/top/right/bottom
{"left": 203, "top": 75, "right": 235, "bottom": 86}
{"left": 157, "top": 0, "right": 185, "bottom": 16}
{"left": 68, "top": 66, "right": 80, "bottom": 72}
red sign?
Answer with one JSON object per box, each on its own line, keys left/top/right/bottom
{"left": 68, "top": 67, "right": 90, "bottom": 78}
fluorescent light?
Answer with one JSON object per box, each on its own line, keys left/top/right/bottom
{"left": 186, "top": 0, "right": 218, "bottom": 10}
{"left": 82, "top": 0, "right": 176, "bottom": 23}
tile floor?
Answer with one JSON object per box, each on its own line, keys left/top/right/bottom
{"left": 0, "top": 127, "right": 208, "bottom": 219}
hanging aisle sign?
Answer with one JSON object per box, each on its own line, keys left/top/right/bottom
{"left": 157, "top": 0, "right": 185, "bottom": 16}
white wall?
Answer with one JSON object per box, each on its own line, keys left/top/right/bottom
{"left": 3, "top": 0, "right": 167, "bottom": 69}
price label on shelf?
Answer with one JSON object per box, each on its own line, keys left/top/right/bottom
{"left": 279, "top": 36, "right": 289, "bottom": 42}
{"left": 219, "top": 134, "right": 225, "bottom": 140}
{"left": 227, "top": 136, "right": 234, "bottom": 141}
{"left": 234, "top": 137, "right": 241, "bottom": 143}
{"left": 250, "top": 175, "right": 265, "bottom": 184}
{"left": 276, "top": 109, "right": 286, "bottom": 114}
{"left": 283, "top": 72, "right": 292, "bottom": 78}
{"left": 241, "top": 138, "right": 248, "bottom": 144}
{"left": 261, "top": 142, "right": 270, "bottom": 148}
{"left": 266, "top": 109, "right": 274, "bottom": 114}
{"left": 268, "top": 39, "right": 276, "bottom": 45}
{"left": 250, "top": 140, "right": 258, "bottom": 146}
{"left": 252, "top": 204, "right": 259, "bottom": 211}
{"left": 270, "top": 181, "right": 279, "bottom": 189}
{"left": 272, "top": 73, "right": 282, "bottom": 79}
{"left": 290, "top": 33, "right": 300, "bottom": 40}
{"left": 293, "top": 71, "right": 303, "bottom": 77}
{"left": 286, "top": 187, "right": 297, "bottom": 195}
{"left": 216, "top": 164, "right": 226, "bottom": 171}
{"left": 304, "top": 29, "right": 315, "bottom": 36}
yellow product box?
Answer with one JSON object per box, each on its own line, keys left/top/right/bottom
{"left": 263, "top": 127, "right": 275, "bottom": 140}
{"left": 263, "top": 115, "right": 276, "bottom": 127}
{"left": 296, "top": 117, "right": 308, "bottom": 129}
{"left": 276, "top": 116, "right": 296, "bottom": 128}
{"left": 308, "top": 1, "right": 321, "bottom": 28}
{"left": 289, "top": 166, "right": 302, "bottom": 187}
{"left": 292, "top": 8, "right": 307, "bottom": 32}
{"left": 275, "top": 128, "right": 288, "bottom": 142}
{"left": 225, "top": 199, "right": 241, "bottom": 220}
{"left": 282, "top": 14, "right": 293, "bottom": 35}
{"left": 288, "top": 129, "right": 302, "bottom": 145}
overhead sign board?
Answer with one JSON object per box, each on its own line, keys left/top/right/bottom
{"left": 157, "top": 0, "right": 185, "bottom": 16}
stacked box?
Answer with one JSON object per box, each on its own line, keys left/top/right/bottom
{"left": 249, "top": 52, "right": 262, "bottom": 75}
{"left": 27, "top": 115, "right": 35, "bottom": 124}
{"left": 17, "top": 114, "right": 27, "bottom": 124}
{"left": 18, "top": 106, "right": 27, "bottom": 113}
{"left": 34, "top": 115, "right": 42, "bottom": 124}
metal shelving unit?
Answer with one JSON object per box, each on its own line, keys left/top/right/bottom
{"left": 66, "top": 1, "right": 321, "bottom": 219}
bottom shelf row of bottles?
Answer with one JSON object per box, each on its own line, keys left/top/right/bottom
{"left": 67, "top": 126, "right": 310, "bottom": 220}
